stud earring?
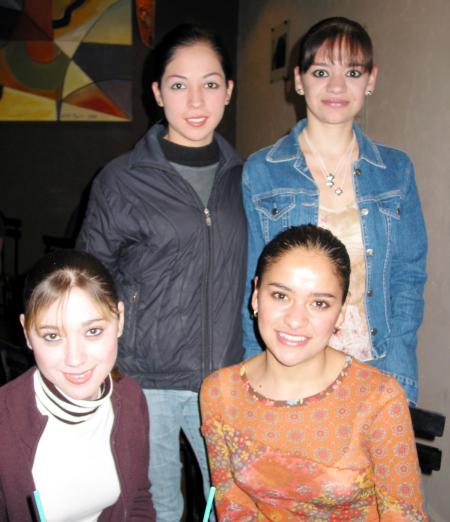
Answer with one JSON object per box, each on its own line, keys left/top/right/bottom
{"left": 252, "top": 310, "right": 258, "bottom": 319}
{"left": 366, "top": 90, "right": 373, "bottom": 96}
{"left": 296, "top": 88, "right": 304, "bottom": 95}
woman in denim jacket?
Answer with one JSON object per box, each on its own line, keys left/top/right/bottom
{"left": 242, "top": 17, "right": 427, "bottom": 404}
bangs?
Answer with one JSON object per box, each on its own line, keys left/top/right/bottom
{"left": 316, "top": 35, "right": 372, "bottom": 70}
{"left": 299, "top": 21, "right": 373, "bottom": 74}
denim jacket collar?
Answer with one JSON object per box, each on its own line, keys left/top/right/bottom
{"left": 266, "top": 118, "right": 386, "bottom": 171}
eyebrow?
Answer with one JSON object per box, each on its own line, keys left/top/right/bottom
{"left": 165, "top": 72, "right": 224, "bottom": 80}
{"left": 312, "top": 61, "right": 365, "bottom": 67}
{"left": 38, "top": 318, "right": 106, "bottom": 330}
{"left": 267, "top": 283, "right": 337, "bottom": 299}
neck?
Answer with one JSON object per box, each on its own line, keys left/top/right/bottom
{"left": 261, "top": 349, "right": 331, "bottom": 400}
{"left": 304, "top": 117, "right": 355, "bottom": 155}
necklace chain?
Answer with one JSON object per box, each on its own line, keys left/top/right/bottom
{"left": 303, "top": 129, "right": 356, "bottom": 196}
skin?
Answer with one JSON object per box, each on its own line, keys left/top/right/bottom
{"left": 294, "top": 42, "right": 378, "bottom": 208}
{"left": 151, "top": 42, "right": 234, "bottom": 147}
{"left": 294, "top": 42, "right": 378, "bottom": 131}
{"left": 20, "top": 287, "right": 124, "bottom": 401}
{"left": 248, "top": 247, "right": 347, "bottom": 401}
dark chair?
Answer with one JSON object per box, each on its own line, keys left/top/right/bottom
{"left": 410, "top": 406, "right": 446, "bottom": 475}
{"left": 180, "top": 431, "right": 206, "bottom": 521}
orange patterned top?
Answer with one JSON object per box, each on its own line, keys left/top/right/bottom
{"left": 200, "top": 358, "right": 427, "bottom": 521}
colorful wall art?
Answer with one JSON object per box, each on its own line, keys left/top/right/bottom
{"left": 0, "top": 0, "right": 132, "bottom": 121}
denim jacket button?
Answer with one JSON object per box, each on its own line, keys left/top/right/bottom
{"left": 361, "top": 208, "right": 369, "bottom": 216}
{"left": 366, "top": 248, "right": 374, "bottom": 256}
{"left": 354, "top": 168, "right": 361, "bottom": 176}
{"left": 271, "top": 208, "right": 278, "bottom": 216}
{"left": 370, "top": 328, "right": 378, "bottom": 335}
{"left": 367, "top": 290, "right": 373, "bottom": 297}
{"left": 396, "top": 207, "right": 401, "bottom": 216}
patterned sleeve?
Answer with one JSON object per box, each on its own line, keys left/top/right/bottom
{"left": 369, "top": 379, "right": 428, "bottom": 521}
{"left": 200, "top": 373, "right": 260, "bottom": 521}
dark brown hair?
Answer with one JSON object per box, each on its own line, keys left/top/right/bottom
{"left": 298, "top": 17, "right": 373, "bottom": 74}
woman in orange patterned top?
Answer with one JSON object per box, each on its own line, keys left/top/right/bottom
{"left": 200, "top": 224, "right": 427, "bottom": 521}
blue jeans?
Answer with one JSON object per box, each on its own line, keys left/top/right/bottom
{"left": 144, "top": 389, "right": 214, "bottom": 522}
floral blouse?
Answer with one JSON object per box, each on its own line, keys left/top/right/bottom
{"left": 200, "top": 358, "right": 427, "bottom": 521}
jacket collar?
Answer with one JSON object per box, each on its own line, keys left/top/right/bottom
{"left": 266, "top": 118, "right": 386, "bottom": 170}
{"left": 129, "top": 123, "right": 242, "bottom": 171}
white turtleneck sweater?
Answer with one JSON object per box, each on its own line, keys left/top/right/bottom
{"left": 32, "top": 370, "right": 120, "bottom": 522}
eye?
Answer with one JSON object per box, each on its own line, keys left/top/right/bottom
{"left": 312, "top": 69, "right": 329, "bottom": 78}
{"left": 312, "top": 300, "right": 330, "bottom": 310}
{"left": 204, "top": 81, "right": 220, "bottom": 89}
{"left": 346, "top": 69, "right": 363, "bottom": 78}
{"left": 272, "top": 291, "right": 288, "bottom": 301}
{"left": 86, "top": 328, "right": 103, "bottom": 337}
{"left": 170, "top": 82, "right": 186, "bottom": 90}
{"left": 42, "top": 332, "right": 61, "bottom": 342}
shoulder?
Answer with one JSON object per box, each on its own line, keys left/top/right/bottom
{"left": 0, "top": 368, "right": 34, "bottom": 403}
{"left": 95, "top": 125, "right": 165, "bottom": 188}
{"left": 0, "top": 368, "right": 35, "bottom": 431}
{"left": 357, "top": 126, "right": 414, "bottom": 172}
{"left": 350, "top": 359, "right": 407, "bottom": 403}
{"left": 201, "top": 363, "right": 242, "bottom": 400}
{"left": 113, "top": 374, "right": 145, "bottom": 402}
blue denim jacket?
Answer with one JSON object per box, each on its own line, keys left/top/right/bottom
{"left": 242, "top": 119, "right": 427, "bottom": 404}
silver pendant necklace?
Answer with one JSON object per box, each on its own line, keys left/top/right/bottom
{"left": 303, "top": 129, "right": 356, "bottom": 196}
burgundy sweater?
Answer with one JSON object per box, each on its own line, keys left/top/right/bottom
{"left": 0, "top": 368, "right": 156, "bottom": 521}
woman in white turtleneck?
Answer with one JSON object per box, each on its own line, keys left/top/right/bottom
{"left": 0, "top": 250, "right": 155, "bottom": 521}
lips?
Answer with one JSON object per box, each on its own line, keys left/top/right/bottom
{"left": 277, "top": 331, "right": 309, "bottom": 347}
{"left": 63, "top": 369, "right": 93, "bottom": 385}
{"left": 322, "top": 98, "right": 349, "bottom": 108}
{"left": 185, "top": 116, "right": 208, "bottom": 127}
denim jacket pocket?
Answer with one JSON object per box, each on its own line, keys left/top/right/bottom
{"left": 376, "top": 196, "right": 401, "bottom": 221}
{"left": 254, "top": 192, "right": 296, "bottom": 242}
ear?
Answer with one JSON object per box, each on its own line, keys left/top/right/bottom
{"left": 19, "top": 314, "right": 32, "bottom": 350}
{"left": 294, "top": 66, "right": 303, "bottom": 93}
{"left": 335, "top": 296, "right": 348, "bottom": 330}
{"left": 151, "top": 81, "right": 164, "bottom": 107}
{"left": 250, "top": 276, "right": 259, "bottom": 316}
{"left": 117, "top": 302, "right": 125, "bottom": 338}
{"left": 366, "top": 65, "right": 378, "bottom": 94}
{"left": 224, "top": 80, "right": 234, "bottom": 105}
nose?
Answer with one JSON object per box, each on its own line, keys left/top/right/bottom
{"left": 188, "top": 85, "right": 204, "bottom": 108}
{"left": 326, "top": 73, "right": 346, "bottom": 94}
{"left": 65, "top": 337, "right": 87, "bottom": 367}
{"left": 284, "top": 301, "right": 309, "bottom": 330}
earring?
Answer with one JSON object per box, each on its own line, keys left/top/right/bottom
{"left": 333, "top": 326, "right": 341, "bottom": 335}
{"left": 252, "top": 310, "right": 258, "bottom": 319}
{"left": 296, "top": 88, "right": 304, "bottom": 95}
{"left": 366, "top": 90, "right": 373, "bottom": 96}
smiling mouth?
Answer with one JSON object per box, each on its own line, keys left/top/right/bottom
{"left": 186, "top": 117, "right": 208, "bottom": 126}
{"left": 63, "top": 369, "right": 93, "bottom": 385}
{"left": 322, "top": 99, "right": 349, "bottom": 107}
{"left": 277, "top": 332, "right": 309, "bottom": 346}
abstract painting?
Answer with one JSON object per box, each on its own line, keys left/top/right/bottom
{"left": 0, "top": 0, "right": 132, "bottom": 121}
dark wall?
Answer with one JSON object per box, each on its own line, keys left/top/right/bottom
{"left": 0, "top": 0, "right": 239, "bottom": 274}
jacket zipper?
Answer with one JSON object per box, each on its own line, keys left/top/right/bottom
{"left": 204, "top": 208, "right": 212, "bottom": 226}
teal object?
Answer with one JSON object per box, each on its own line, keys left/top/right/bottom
{"left": 33, "top": 490, "right": 47, "bottom": 522}
{"left": 202, "top": 486, "right": 216, "bottom": 522}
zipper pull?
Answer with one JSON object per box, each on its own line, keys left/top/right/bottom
{"left": 204, "top": 208, "right": 212, "bottom": 226}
